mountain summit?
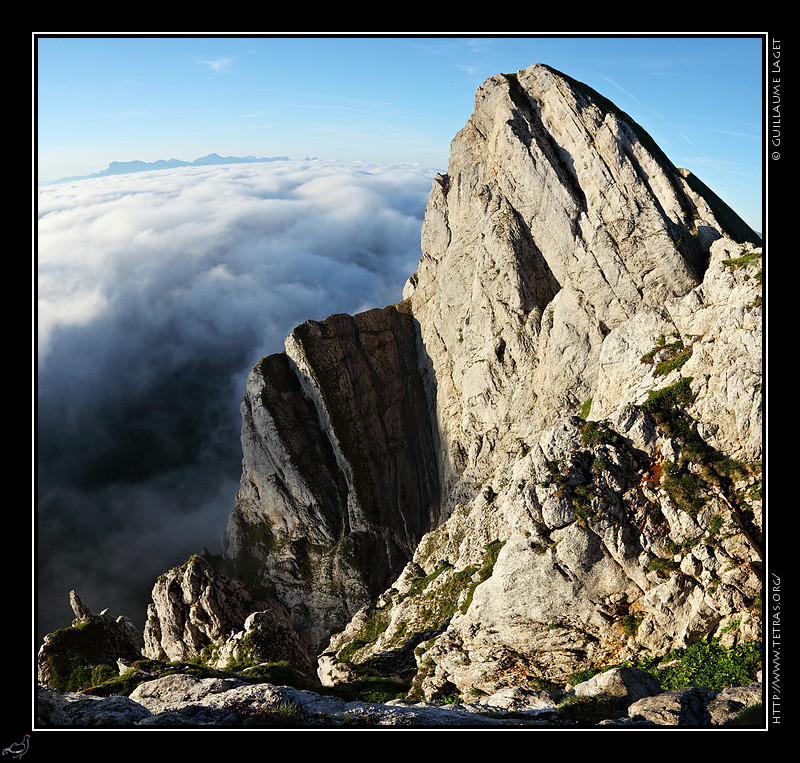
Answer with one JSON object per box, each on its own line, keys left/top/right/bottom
{"left": 40, "top": 64, "right": 763, "bottom": 721}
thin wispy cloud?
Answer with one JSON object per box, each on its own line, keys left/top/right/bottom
{"left": 684, "top": 155, "right": 758, "bottom": 179}
{"left": 709, "top": 127, "right": 760, "bottom": 141}
{"left": 199, "top": 57, "right": 234, "bottom": 73}
{"left": 595, "top": 73, "right": 640, "bottom": 103}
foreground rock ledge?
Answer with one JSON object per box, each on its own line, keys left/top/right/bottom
{"left": 36, "top": 669, "right": 763, "bottom": 728}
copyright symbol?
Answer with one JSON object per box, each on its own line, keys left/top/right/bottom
{"left": 772, "top": 151, "right": 781, "bottom": 160}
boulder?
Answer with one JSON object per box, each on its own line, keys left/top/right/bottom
{"left": 572, "top": 667, "right": 662, "bottom": 705}
{"left": 37, "top": 591, "right": 142, "bottom": 691}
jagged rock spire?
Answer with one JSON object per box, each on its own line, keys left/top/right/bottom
{"left": 142, "top": 64, "right": 762, "bottom": 695}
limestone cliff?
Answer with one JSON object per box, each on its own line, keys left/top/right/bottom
{"left": 141, "top": 64, "right": 763, "bottom": 697}
{"left": 217, "top": 305, "right": 440, "bottom": 653}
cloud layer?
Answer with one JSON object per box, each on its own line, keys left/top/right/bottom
{"left": 36, "top": 159, "right": 436, "bottom": 638}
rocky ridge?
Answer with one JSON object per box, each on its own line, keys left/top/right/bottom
{"left": 37, "top": 63, "right": 764, "bottom": 728}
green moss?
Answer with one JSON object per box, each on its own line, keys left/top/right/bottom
{"left": 339, "top": 540, "right": 507, "bottom": 672}
{"left": 402, "top": 562, "right": 453, "bottom": 599}
{"left": 459, "top": 540, "right": 505, "bottom": 614}
{"left": 722, "top": 250, "right": 762, "bottom": 271}
{"left": 640, "top": 334, "right": 692, "bottom": 377}
{"left": 41, "top": 618, "right": 127, "bottom": 693}
{"left": 337, "top": 606, "right": 392, "bottom": 663}
{"left": 84, "top": 657, "right": 327, "bottom": 699}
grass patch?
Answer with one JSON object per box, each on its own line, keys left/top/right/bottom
{"left": 722, "top": 250, "right": 762, "bottom": 271}
{"left": 233, "top": 699, "right": 305, "bottom": 727}
{"left": 724, "top": 701, "right": 764, "bottom": 728}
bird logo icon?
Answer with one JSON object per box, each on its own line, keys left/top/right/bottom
{"left": 2, "top": 735, "right": 30, "bottom": 759}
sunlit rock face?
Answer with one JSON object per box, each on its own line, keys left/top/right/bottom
{"left": 406, "top": 63, "right": 759, "bottom": 502}
{"left": 145, "top": 63, "right": 762, "bottom": 692}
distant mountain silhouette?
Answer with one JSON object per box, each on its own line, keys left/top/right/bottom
{"left": 38, "top": 153, "right": 292, "bottom": 186}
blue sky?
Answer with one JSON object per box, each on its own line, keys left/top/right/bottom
{"left": 36, "top": 34, "right": 765, "bottom": 231}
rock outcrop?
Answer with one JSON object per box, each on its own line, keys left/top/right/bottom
{"left": 219, "top": 304, "right": 441, "bottom": 657}
{"left": 142, "top": 552, "right": 316, "bottom": 675}
{"left": 39, "top": 63, "right": 763, "bottom": 726}
{"left": 37, "top": 591, "right": 142, "bottom": 691}
{"left": 142, "top": 553, "right": 257, "bottom": 663}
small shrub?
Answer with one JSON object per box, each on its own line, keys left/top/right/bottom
{"left": 622, "top": 612, "right": 643, "bottom": 637}
{"left": 708, "top": 514, "right": 724, "bottom": 535}
{"left": 642, "top": 378, "right": 696, "bottom": 434}
{"left": 641, "top": 335, "right": 692, "bottom": 377}
{"left": 579, "top": 419, "right": 623, "bottom": 447}
{"left": 661, "top": 461, "right": 705, "bottom": 517}
{"left": 647, "top": 556, "right": 680, "bottom": 578}
{"left": 556, "top": 694, "right": 625, "bottom": 724}
{"left": 650, "top": 638, "right": 761, "bottom": 691}
{"left": 572, "top": 483, "right": 597, "bottom": 525}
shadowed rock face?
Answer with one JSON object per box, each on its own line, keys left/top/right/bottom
{"left": 220, "top": 303, "right": 440, "bottom": 651}
{"left": 246, "top": 349, "right": 350, "bottom": 542}
{"left": 287, "top": 306, "right": 439, "bottom": 547}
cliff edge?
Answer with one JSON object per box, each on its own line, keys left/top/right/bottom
{"left": 41, "top": 64, "right": 762, "bottom": 717}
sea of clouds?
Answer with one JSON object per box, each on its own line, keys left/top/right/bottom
{"left": 36, "top": 159, "right": 438, "bottom": 639}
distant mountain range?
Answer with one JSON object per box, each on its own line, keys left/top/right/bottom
{"left": 38, "top": 153, "right": 293, "bottom": 186}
